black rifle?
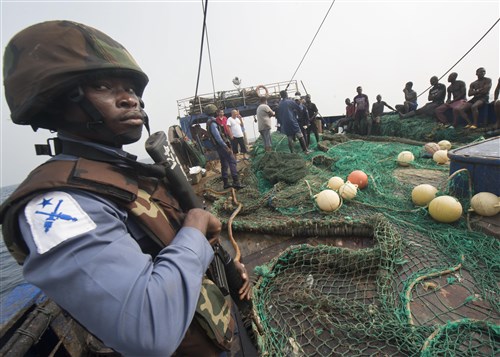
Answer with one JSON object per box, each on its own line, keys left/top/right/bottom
{"left": 145, "top": 131, "right": 244, "bottom": 299}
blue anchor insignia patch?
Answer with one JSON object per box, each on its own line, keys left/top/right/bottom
{"left": 25, "top": 191, "right": 97, "bottom": 254}
{"left": 35, "top": 198, "right": 78, "bottom": 233}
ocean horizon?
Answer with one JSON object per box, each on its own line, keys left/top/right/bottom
{"left": 0, "top": 184, "right": 26, "bottom": 302}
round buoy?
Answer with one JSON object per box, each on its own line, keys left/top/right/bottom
{"left": 327, "top": 176, "right": 344, "bottom": 191}
{"left": 411, "top": 184, "right": 438, "bottom": 206}
{"left": 397, "top": 151, "right": 414, "bottom": 166}
{"left": 424, "top": 142, "right": 440, "bottom": 154}
{"left": 338, "top": 181, "right": 358, "bottom": 200}
{"left": 438, "top": 140, "right": 452, "bottom": 151}
{"left": 470, "top": 192, "right": 500, "bottom": 217}
{"left": 428, "top": 195, "right": 463, "bottom": 223}
{"left": 433, "top": 150, "right": 449, "bottom": 164}
{"left": 347, "top": 170, "right": 369, "bottom": 189}
{"left": 315, "top": 190, "right": 341, "bottom": 212}
{"left": 255, "top": 84, "right": 269, "bottom": 98}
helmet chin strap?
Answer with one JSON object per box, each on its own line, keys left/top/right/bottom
{"left": 67, "top": 86, "right": 151, "bottom": 144}
{"left": 68, "top": 86, "right": 106, "bottom": 128}
{"left": 139, "top": 98, "right": 151, "bottom": 136}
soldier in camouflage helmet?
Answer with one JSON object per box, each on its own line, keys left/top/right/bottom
{"left": 1, "top": 21, "right": 253, "bottom": 356}
{"left": 204, "top": 105, "right": 245, "bottom": 190}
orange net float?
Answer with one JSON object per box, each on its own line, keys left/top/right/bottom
{"left": 347, "top": 170, "right": 368, "bottom": 189}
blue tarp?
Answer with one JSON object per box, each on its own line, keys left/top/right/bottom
{"left": 0, "top": 283, "right": 45, "bottom": 328}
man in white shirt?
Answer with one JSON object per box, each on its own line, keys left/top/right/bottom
{"left": 227, "top": 109, "right": 248, "bottom": 159}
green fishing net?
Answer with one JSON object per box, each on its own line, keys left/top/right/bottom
{"left": 202, "top": 115, "right": 499, "bottom": 356}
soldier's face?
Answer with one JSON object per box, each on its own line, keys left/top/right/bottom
{"left": 64, "top": 77, "right": 144, "bottom": 146}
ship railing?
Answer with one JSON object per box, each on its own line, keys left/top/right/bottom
{"left": 176, "top": 80, "right": 299, "bottom": 118}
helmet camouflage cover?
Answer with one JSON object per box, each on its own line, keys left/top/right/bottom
{"left": 3, "top": 20, "right": 149, "bottom": 130}
{"left": 203, "top": 104, "right": 218, "bottom": 116}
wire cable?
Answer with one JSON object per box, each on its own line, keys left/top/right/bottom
{"left": 417, "top": 17, "right": 499, "bottom": 98}
{"left": 193, "top": 0, "right": 209, "bottom": 104}
{"left": 286, "top": 0, "right": 336, "bottom": 91}
{"left": 201, "top": 0, "right": 217, "bottom": 100}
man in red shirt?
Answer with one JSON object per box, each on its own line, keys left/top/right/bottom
{"left": 215, "top": 109, "right": 231, "bottom": 137}
{"left": 334, "top": 98, "right": 355, "bottom": 133}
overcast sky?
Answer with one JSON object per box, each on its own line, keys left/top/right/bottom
{"left": 1, "top": 0, "right": 499, "bottom": 187}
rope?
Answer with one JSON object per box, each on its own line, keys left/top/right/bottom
{"left": 16, "top": 328, "right": 40, "bottom": 343}
{"left": 443, "top": 168, "right": 473, "bottom": 231}
{"left": 227, "top": 188, "right": 243, "bottom": 262}
{"left": 405, "top": 256, "right": 464, "bottom": 326}
{"left": 420, "top": 319, "right": 490, "bottom": 354}
{"left": 286, "top": 0, "right": 336, "bottom": 90}
{"left": 417, "top": 17, "right": 500, "bottom": 98}
{"left": 193, "top": 0, "right": 209, "bottom": 103}
{"left": 204, "top": 188, "right": 242, "bottom": 261}
{"left": 201, "top": 0, "right": 217, "bottom": 100}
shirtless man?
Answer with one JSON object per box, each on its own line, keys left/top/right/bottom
{"left": 372, "top": 95, "right": 396, "bottom": 123}
{"left": 371, "top": 95, "right": 396, "bottom": 135}
{"left": 400, "top": 76, "right": 446, "bottom": 119}
{"left": 434, "top": 72, "right": 467, "bottom": 127}
{"left": 395, "top": 82, "right": 417, "bottom": 114}
{"left": 454, "top": 67, "right": 492, "bottom": 129}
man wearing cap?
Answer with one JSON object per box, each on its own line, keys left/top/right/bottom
{"left": 0, "top": 20, "right": 253, "bottom": 356}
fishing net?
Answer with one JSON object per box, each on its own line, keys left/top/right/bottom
{"left": 201, "top": 115, "right": 499, "bottom": 356}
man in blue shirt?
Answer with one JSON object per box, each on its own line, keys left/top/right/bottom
{"left": 277, "top": 91, "right": 311, "bottom": 153}
{"left": 205, "top": 105, "right": 245, "bottom": 190}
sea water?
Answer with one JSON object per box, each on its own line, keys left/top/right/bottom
{"left": 0, "top": 184, "right": 25, "bottom": 302}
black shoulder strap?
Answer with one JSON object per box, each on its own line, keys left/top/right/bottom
{"left": 60, "top": 140, "right": 166, "bottom": 179}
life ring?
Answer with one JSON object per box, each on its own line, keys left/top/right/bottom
{"left": 255, "top": 85, "right": 269, "bottom": 98}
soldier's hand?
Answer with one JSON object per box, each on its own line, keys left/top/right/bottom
{"left": 233, "top": 260, "right": 252, "bottom": 301}
{"left": 183, "top": 208, "right": 222, "bottom": 242}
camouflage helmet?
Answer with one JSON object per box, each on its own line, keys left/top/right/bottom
{"left": 203, "top": 104, "right": 218, "bottom": 116}
{"left": 3, "top": 20, "right": 149, "bottom": 130}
